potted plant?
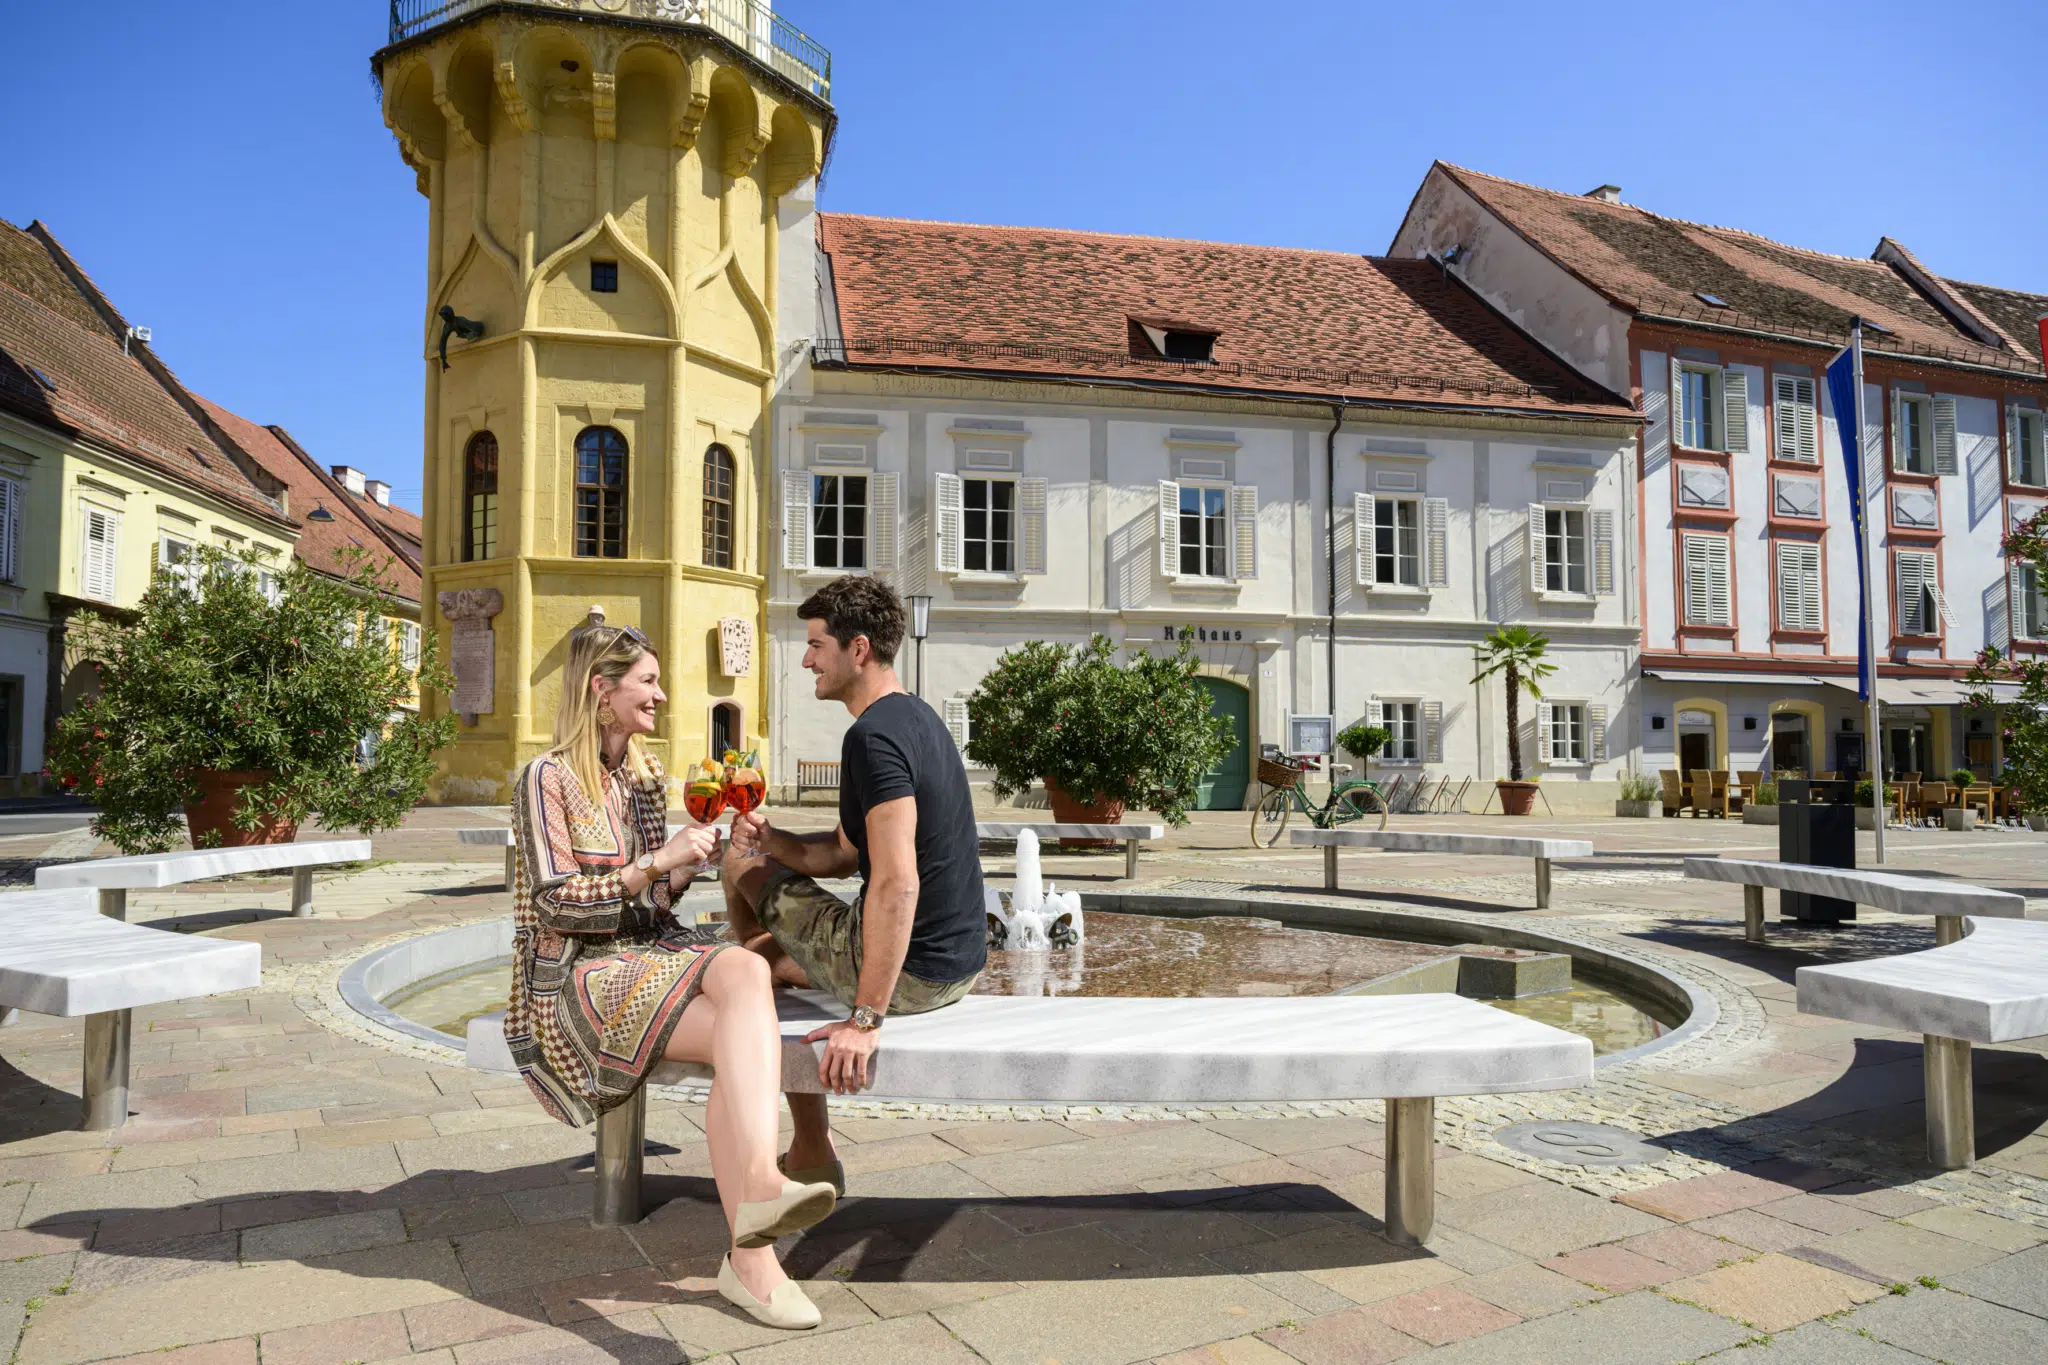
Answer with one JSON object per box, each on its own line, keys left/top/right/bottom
{"left": 1852, "top": 777, "right": 1896, "bottom": 831}
{"left": 1615, "top": 772, "right": 1659, "bottom": 818}
{"left": 1470, "top": 625, "right": 1555, "bottom": 816}
{"left": 966, "top": 632, "right": 1229, "bottom": 830}
{"left": 47, "top": 546, "right": 455, "bottom": 852}
{"left": 1742, "top": 780, "right": 1781, "bottom": 825}
{"left": 1337, "top": 721, "right": 1390, "bottom": 768}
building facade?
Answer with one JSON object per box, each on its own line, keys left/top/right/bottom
{"left": 1394, "top": 165, "right": 2048, "bottom": 782}
{"left": 769, "top": 216, "right": 1641, "bottom": 811}
{"left": 374, "top": 0, "right": 832, "bottom": 801}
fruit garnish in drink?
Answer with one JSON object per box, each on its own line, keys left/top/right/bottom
{"left": 684, "top": 780, "right": 725, "bottom": 823}
{"left": 723, "top": 765, "right": 766, "bottom": 815}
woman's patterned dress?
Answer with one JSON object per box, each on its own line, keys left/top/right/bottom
{"left": 506, "top": 752, "right": 725, "bottom": 1126}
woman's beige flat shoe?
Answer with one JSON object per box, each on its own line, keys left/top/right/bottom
{"left": 733, "top": 1178, "right": 837, "bottom": 1249}
{"left": 716, "top": 1254, "right": 820, "bottom": 1330}
{"left": 777, "top": 1152, "right": 847, "bottom": 1198}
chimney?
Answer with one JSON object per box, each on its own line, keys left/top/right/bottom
{"left": 330, "top": 465, "right": 366, "bottom": 496}
{"left": 364, "top": 479, "right": 392, "bottom": 506}
{"left": 1585, "top": 184, "right": 1623, "bottom": 204}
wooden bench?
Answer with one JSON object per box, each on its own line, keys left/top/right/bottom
{"left": 467, "top": 990, "right": 1592, "bottom": 1246}
{"left": 0, "top": 887, "right": 261, "bottom": 1129}
{"left": 796, "top": 760, "right": 840, "bottom": 803}
{"left": 1682, "top": 858, "right": 2026, "bottom": 945}
{"left": 976, "top": 821, "right": 1167, "bottom": 879}
{"left": 1797, "top": 917, "right": 2048, "bottom": 1170}
{"left": 35, "top": 839, "right": 374, "bottom": 922}
{"left": 1290, "top": 829, "right": 1595, "bottom": 908}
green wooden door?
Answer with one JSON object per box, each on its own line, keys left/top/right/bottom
{"left": 1195, "top": 677, "right": 1251, "bottom": 810}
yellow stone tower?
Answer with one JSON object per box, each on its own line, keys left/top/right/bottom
{"left": 374, "top": 1, "right": 830, "bottom": 801}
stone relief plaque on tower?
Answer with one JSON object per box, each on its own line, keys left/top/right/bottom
{"left": 719, "top": 615, "right": 754, "bottom": 678}
{"left": 438, "top": 587, "right": 504, "bottom": 721}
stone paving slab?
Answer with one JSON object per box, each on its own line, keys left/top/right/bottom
{"left": 1834, "top": 1285, "right": 2048, "bottom": 1365}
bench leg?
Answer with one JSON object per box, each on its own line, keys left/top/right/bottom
{"left": 1925, "top": 1035, "right": 1974, "bottom": 1170}
{"left": 1743, "top": 885, "right": 1765, "bottom": 943}
{"left": 1533, "top": 857, "right": 1551, "bottom": 909}
{"left": 1124, "top": 838, "right": 1139, "bottom": 880}
{"left": 97, "top": 888, "right": 126, "bottom": 922}
{"left": 1383, "top": 1095, "right": 1436, "bottom": 1247}
{"left": 1323, "top": 844, "right": 1338, "bottom": 891}
{"left": 504, "top": 846, "right": 518, "bottom": 895}
{"left": 291, "top": 867, "right": 315, "bottom": 919}
{"left": 592, "top": 1085, "right": 647, "bottom": 1226}
{"left": 1935, "top": 915, "right": 1964, "bottom": 947}
{"left": 82, "top": 1008, "right": 132, "bottom": 1131}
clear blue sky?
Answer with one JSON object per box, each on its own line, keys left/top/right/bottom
{"left": 6, "top": 1, "right": 2043, "bottom": 514}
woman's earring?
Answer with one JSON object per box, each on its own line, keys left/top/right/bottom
{"left": 596, "top": 704, "right": 618, "bottom": 728}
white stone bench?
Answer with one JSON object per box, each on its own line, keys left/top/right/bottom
{"left": 1797, "top": 917, "right": 2048, "bottom": 1170}
{"left": 466, "top": 989, "right": 1592, "bottom": 1245}
{"left": 0, "top": 888, "right": 261, "bottom": 1129}
{"left": 1290, "top": 829, "right": 1595, "bottom": 908}
{"left": 1682, "top": 857, "right": 2026, "bottom": 945}
{"left": 35, "top": 839, "right": 373, "bottom": 923}
{"left": 977, "top": 822, "right": 1168, "bottom": 879}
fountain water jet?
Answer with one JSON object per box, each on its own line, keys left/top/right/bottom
{"left": 985, "top": 828, "right": 1084, "bottom": 950}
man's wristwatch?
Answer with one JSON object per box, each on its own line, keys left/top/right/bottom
{"left": 849, "top": 1005, "right": 882, "bottom": 1032}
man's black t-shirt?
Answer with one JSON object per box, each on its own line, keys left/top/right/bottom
{"left": 839, "top": 692, "right": 987, "bottom": 983}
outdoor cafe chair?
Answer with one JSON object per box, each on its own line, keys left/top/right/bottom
{"left": 1660, "top": 770, "right": 1686, "bottom": 818}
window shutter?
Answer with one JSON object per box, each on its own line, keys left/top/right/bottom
{"left": 1527, "top": 503, "right": 1546, "bottom": 595}
{"left": 0, "top": 477, "right": 19, "bottom": 582}
{"left": 1775, "top": 375, "right": 1817, "bottom": 462}
{"left": 780, "top": 472, "right": 811, "bottom": 571}
{"left": 1423, "top": 497, "right": 1448, "bottom": 588}
{"left": 1589, "top": 703, "right": 1609, "bottom": 762}
{"left": 1891, "top": 391, "right": 1908, "bottom": 472}
{"left": 1018, "top": 476, "right": 1047, "bottom": 575}
{"left": 932, "top": 472, "right": 963, "bottom": 573}
{"left": 2010, "top": 404, "right": 2024, "bottom": 482}
{"left": 2015, "top": 565, "right": 2037, "bottom": 642}
{"left": 1368, "top": 697, "right": 1384, "bottom": 730}
{"left": 1353, "top": 492, "right": 1374, "bottom": 586}
{"left": 1643, "top": 353, "right": 1670, "bottom": 463}
{"left": 1684, "top": 535, "right": 1710, "bottom": 624}
{"left": 1722, "top": 368, "right": 1749, "bottom": 454}
{"left": 1669, "top": 356, "right": 1685, "bottom": 448}
{"left": 1422, "top": 700, "right": 1443, "bottom": 764}
{"left": 1932, "top": 397, "right": 1958, "bottom": 476}
{"left": 868, "top": 472, "right": 899, "bottom": 573}
{"left": 1231, "top": 483, "right": 1258, "bottom": 580}
{"left": 1708, "top": 537, "right": 1731, "bottom": 625}
{"left": 943, "top": 697, "right": 969, "bottom": 750}
{"left": 1776, "top": 543, "right": 1797, "bottom": 631}
{"left": 1926, "top": 570, "right": 1955, "bottom": 630}
{"left": 1896, "top": 553, "right": 1925, "bottom": 634}
{"left": 1536, "top": 702, "right": 1555, "bottom": 763}
{"left": 1156, "top": 480, "right": 1180, "bottom": 577}
{"left": 81, "top": 507, "right": 118, "bottom": 602}
{"left": 1591, "top": 508, "right": 1615, "bottom": 595}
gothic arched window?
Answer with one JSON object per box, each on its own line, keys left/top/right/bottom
{"left": 463, "top": 431, "right": 498, "bottom": 562}
{"left": 574, "top": 426, "right": 627, "bottom": 558}
{"left": 702, "top": 443, "right": 735, "bottom": 568}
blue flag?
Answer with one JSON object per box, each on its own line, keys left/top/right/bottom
{"left": 1826, "top": 336, "right": 1874, "bottom": 703}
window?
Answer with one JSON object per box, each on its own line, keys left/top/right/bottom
{"left": 1895, "top": 393, "right": 1933, "bottom": 474}
{"left": 158, "top": 534, "right": 199, "bottom": 593}
{"left": 0, "top": 476, "right": 20, "bottom": 583}
{"left": 464, "top": 431, "right": 498, "bottom": 562}
{"left": 1380, "top": 701, "right": 1420, "bottom": 763}
{"left": 256, "top": 568, "right": 280, "bottom": 604}
{"left": 1546, "top": 703, "right": 1587, "bottom": 763}
{"left": 2013, "top": 408, "right": 2046, "bottom": 487}
{"left": 962, "top": 477, "right": 1015, "bottom": 573}
{"left": 1773, "top": 375, "right": 1818, "bottom": 462}
{"left": 1679, "top": 366, "right": 1719, "bottom": 451}
{"left": 811, "top": 473, "right": 868, "bottom": 570}
{"left": 1545, "top": 508, "right": 1587, "bottom": 594}
{"left": 1134, "top": 321, "right": 1217, "bottom": 362}
{"left": 1159, "top": 480, "right": 1256, "bottom": 581}
{"left": 80, "top": 506, "right": 119, "bottom": 602}
{"left": 702, "top": 443, "right": 734, "bottom": 569}
{"left": 1373, "top": 498, "right": 1420, "bottom": 586}
{"left": 590, "top": 260, "right": 618, "bottom": 293}
{"left": 1683, "top": 533, "right": 1732, "bottom": 626}
{"left": 1178, "top": 484, "right": 1229, "bottom": 579}
{"left": 1895, "top": 549, "right": 1947, "bottom": 635}
{"left": 710, "top": 702, "right": 740, "bottom": 758}
{"left": 574, "top": 426, "right": 627, "bottom": 559}
{"left": 1776, "top": 542, "right": 1822, "bottom": 633}
{"left": 395, "top": 620, "right": 421, "bottom": 670}
{"left": 2014, "top": 563, "right": 2046, "bottom": 641}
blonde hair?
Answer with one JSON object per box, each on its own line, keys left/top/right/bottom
{"left": 545, "top": 624, "right": 657, "bottom": 808}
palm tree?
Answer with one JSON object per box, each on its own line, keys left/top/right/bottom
{"left": 1470, "top": 625, "right": 1557, "bottom": 783}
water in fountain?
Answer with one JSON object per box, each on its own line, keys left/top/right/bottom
{"left": 984, "top": 827, "right": 1084, "bottom": 950}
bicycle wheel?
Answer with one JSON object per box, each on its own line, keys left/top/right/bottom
{"left": 1251, "top": 786, "right": 1293, "bottom": 847}
{"left": 1332, "top": 784, "right": 1390, "bottom": 831}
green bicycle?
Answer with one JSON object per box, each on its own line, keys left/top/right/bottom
{"left": 1250, "top": 755, "right": 1389, "bottom": 847}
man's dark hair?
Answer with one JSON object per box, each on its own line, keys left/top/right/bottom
{"left": 798, "top": 574, "right": 905, "bottom": 666}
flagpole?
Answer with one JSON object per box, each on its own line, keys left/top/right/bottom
{"left": 1852, "top": 321, "right": 1886, "bottom": 865}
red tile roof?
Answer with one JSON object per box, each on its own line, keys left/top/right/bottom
{"left": 817, "top": 214, "right": 1634, "bottom": 419}
{"left": 1429, "top": 164, "right": 2045, "bottom": 378}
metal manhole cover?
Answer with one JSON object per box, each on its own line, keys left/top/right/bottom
{"left": 1493, "top": 1120, "right": 1667, "bottom": 1167}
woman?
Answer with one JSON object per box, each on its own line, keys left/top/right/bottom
{"left": 509, "top": 623, "right": 834, "bottom": 1330}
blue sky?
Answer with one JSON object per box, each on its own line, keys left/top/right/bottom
{"left": 6, "top": 0, "right": 2043, "bottom": 514}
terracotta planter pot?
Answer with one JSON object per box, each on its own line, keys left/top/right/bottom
{"left": 1496, "top": 780, "right": 1538, "bottom": 817}
{"left": 1040, "top": 779, "right": 1126, "bottom": 848}
{"left": 184, "top": 769, "right": 298, "bottom": 847}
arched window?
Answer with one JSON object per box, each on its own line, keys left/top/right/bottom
{"left": 574, "top": 426, "right": 627, "bottom": 558}
{"left": 710, "top": 701, "right": 741, "bottom": 759}
{"left": 702, "top": 443, "right": 735, "bottom": 569}
{"left": 463, "top": 431, "right": 498, "bottom": 562}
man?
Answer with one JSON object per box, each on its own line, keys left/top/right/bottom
{"left": 724, "top": 574, "right": 986, "bottom": 1189}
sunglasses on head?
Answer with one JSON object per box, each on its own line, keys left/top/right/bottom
{"left": 610, "top": 624, "right": 651, "bottom": 649}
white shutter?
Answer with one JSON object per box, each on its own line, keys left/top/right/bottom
{"left": 1683, "top": 535, "right": 1710, "bottom": 624}
{"left": 1932, "top": 397, "right": 1958, "bottom": 476}
{"left": 780, "top": 472, "right": 811, "bottom": 571}
{"left": 81, "top": 507, "right": 119, "bottom": 602}
{"left": 933, "top": 472, "right": 963, "bottom": 574}
{"left": 1707, "top": 537, "right": 1731, "bottom": 625}
{"left": 1642, "top": 351, "right": 1669, "bottom": 464}
{"left": 2008, "top": 404, "right": 2022, "bottom": 482}
{"left": 1588, "top": 703, "right": 1609, "bottom": 763}
{"left": 1896, "top": 553, "right": 1926, "bottom": 634}
{"left": 943, "top": 697, "right": 969, "bottom": 750}
{"left": 1527, "top": 503, "right": 1546, "bottom": 595}
{"left": 1353, "top": 492, "right": 1374, "bottom": 586}
{"left": 0, "top": 477, "right": 19, "bottom": 582}
{"left": 1927, "top": 571, "right": 1956, "bottom": 630}
{"left": 1156, "top": 480, "right": 1180, "bottom": 577}
{"left": 1669, "top": 356, "right": 1685, "bottom": 449}
{"left": 1422, "top": 699, "right": 1443, "bottom": 764}
{"left": 1018, "top": 476, "right": 1047, "bottom": 575}
{"left": 1368, "top": 698, "right": 1385, "bottom": 730}
{"left": 1591, "top": 508, "right": 1615, "bottom": 595}
{"left": 1231, "top": 483, "right": 1258, "bottom": 580}
{"left": 1423, "top": 497, "right": 1448, "bottom": 589}
{"left": 2015, "top": 565, "right": 2037, "bottom": 642}
{"left": 1722, "top": 367, "right": 1750, "bottom": 454}
{"left": 868, "top": 472, "right": 898, "bottom": 573}
{"left": 1536, "top": 702, "right": 1555, "bottom": 763}
{"left": 1775, "top": 375, "right": 1817, "bottom": 462}
{"left": 1892, "top": 391, "right": 1909, "bottom": 472}
{"left": 1777, "top": 542, "right": 1821, "bottom": 633}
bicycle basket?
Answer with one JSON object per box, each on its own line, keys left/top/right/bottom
{"left": 1257, "top": 757, "right": 1304, "bottom": 790}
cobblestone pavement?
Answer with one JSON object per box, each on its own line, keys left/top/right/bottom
{"left": 3, "top": 804, "right": 2045, "bottom": 1364}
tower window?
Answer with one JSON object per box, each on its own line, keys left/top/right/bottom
{"left": 702, "top": 443, "right": 735, "bottom": 569}
{"left": 463, "top": 431, "right": 498, "bottom": 562}
{"left": 574, "top": 426, "right": 628, "bottom": 559}
{"left": 591, "top": 261, "right": 618, "bottom": 293}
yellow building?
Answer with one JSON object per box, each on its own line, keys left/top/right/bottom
{"left": 374, "top": 0, "right": 832, "bottom": 802}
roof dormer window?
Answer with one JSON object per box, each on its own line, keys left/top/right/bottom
{"left": 1132, "top": 319, "right": 1218, "bottom": 364}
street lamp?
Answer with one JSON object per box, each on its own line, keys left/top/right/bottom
{"left": 908, "top": 594, "right": 932, "bottom": 698}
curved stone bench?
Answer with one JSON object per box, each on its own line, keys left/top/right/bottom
{"left": 0, "top": 888, "right": 262, "bottom": 1129}
{"left": 467, "top": 988, "right": 1592, "bottom": 1245}
{"left": 35, "top": 839, "right": 373, "bottom": 922}
{"left": 1291, "top": 829, "right": 1595, "bottom": 907}
{"left": 1797, "top": 917, "right": 2048, "bottom": 1170}
{"left": 1683, "top": 857, "right": 2025, "bottom": 944}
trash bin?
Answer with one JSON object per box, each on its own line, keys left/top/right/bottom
{"left": 1778, "top": 778, "right": 1856, "bottom": 924}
